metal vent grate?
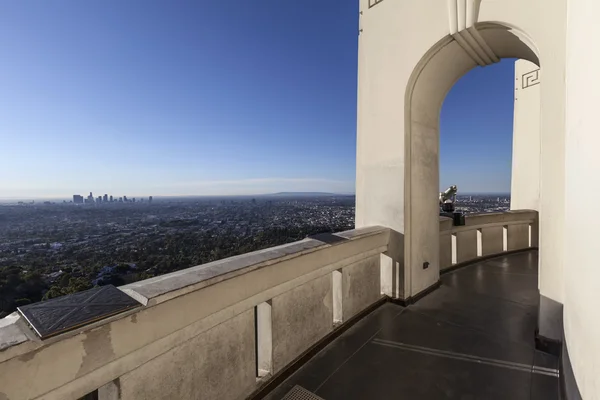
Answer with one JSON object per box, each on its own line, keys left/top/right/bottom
{"left": 18, "top": 285, "right": 141, "bottom": 339}
{"left": 282, "top": 385, "right": 324, "bottom": 400}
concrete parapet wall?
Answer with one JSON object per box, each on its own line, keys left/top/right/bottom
{"left": 481, "top": 226, "right": 504, "bottom": 256}
{"left": 341, "top": 255, "right": 381, "bottom": 321}
{"left": 507, "top": 224, "right": 530, "bottom": 250}
{"left": 119, "top": 309, "right": 256, "bottom": 400}
{"left": 456, "top": 229, "right": 478, "bottom": 263}
{"left": 439, "top": 210, "right": 538, "bottom": 271}
{"left": 0, "top": 226, "right": 389, "bottom": 400}
{"left": 272, "top": 274, "right": 333, "bottom": 373}
{"left": 0, "top": 213, "right": 538, "bottom": 400}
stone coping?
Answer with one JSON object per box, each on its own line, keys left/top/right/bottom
{"left": 0, "top": 312, "right": 33, "bottom": 351}
{"left": 439, "top": 210, "right": 537, "bottom": 232}
{"left": 120, "top": 225, "right": 387, "bottom": 306}
{"left": 439, "top": 216, "right": 453, "bottom": 231}
{"left": 0, "top": 226, "right": 388, "bottom": 352}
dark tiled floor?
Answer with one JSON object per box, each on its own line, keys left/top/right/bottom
{"left": 265, "top": 250, "right": 559, "bottom": 400}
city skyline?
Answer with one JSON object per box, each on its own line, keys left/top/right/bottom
{"left": 0, "top": 190, "right": 512, "bottom": 203}
{"left": 0, "top": 2, "right": 514, "bottom": 198}
{"left": 71, "top": 192, "right": 153, "bottom": 204}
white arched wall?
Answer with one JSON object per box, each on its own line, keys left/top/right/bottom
{"left": 564, "top": 0, "right": 600, "bottom": 398}
{"left": 511, "top": 59, "right": 541, "bottom": 212}
{"left": 356, "top": 0, "right": 565, "bottom": 303}
{"left": 403, "top": 24, "right": 540, "bottom": 299}
{"left": 356, "top": 0, "right": 570, "bottom": 385}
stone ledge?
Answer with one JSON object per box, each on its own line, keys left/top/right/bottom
{"left": 439, "top": 211, "right": 537, "bottom": 233}
{"left": 120, "top": 226, "right": 388, "bottom": 306}
{"left": 461, "top": 210, "right": 537, "bottom": 226}
{"left": 0, "top": 226, "right": 390, "bottom": 400}
{"left": 439, "top": 216, "right": 453, "bottom": 232}
{"left": 0, "top": 226, "right": 388, "bottom": 359}
{"left": 0, "top": 312, "right": 31, "bottom": 351}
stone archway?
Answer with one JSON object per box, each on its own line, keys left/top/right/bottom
{"left": 404, "top": 23, "right": 539, "bottom": 298}
{"left": 355, "top": 0, "right": 566, "bottom": 310}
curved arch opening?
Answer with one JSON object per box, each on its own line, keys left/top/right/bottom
{"left": 403, "top": 24, "right": 539, "bottom": 296}
{"left": 439, "top": 59, "right": 516, "bottom": 201}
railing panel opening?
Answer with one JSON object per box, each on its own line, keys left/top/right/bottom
{"left": 256, "top": 301, "right": 273, "bottom": 378}
{"left": 451, "top": 233, "right": 457, "bottom": 265}
{"left": 477, "top": 229, "right": 483, "bottom": 257}
{"left": 333, "top": 269, "right": 343, "bottom": 325}
{"left": 78, "top": 391, "right": 98, "bottom": 400}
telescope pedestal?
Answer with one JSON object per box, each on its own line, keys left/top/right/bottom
{"left": 440, "top": 210, "right": 465, "bottom": 226}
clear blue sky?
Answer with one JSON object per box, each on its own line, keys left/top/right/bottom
{"left": 440, "top": 60, "right": 516, "bottom": 194}
{"left": 0, "top": 1, "right": 514, "bottom": 199}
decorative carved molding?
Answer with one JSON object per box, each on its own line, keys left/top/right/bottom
{"left": 522, "top": 69, "right": 540, "bottom": 89}
{"left": 447, "top": 0, "right": 499, "bottom": 66}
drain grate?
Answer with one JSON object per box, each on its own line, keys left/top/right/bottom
{"left": 281, "top": 385, "right": 324, "bottom": 400}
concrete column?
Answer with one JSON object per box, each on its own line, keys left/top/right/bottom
{"left": 512, "top": 60, "right": 561, "bottom": 347}
{"left": 355, "top": 0, "right": 567, "bottom": 308}
{"left": 563, "top": 0, "right": 600, "bottom": 396}
{"left": 511, "top": 59, "right": 541, "bottom": 211}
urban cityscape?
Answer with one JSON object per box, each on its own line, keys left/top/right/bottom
{"left": 72, "top": 192, "right": 154, "bottom": 204}
{"left": 0, "top": 192, "right": 509, "bottom": 318}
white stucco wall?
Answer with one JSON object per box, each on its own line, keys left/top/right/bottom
{"left": 511, "top": 59, "right": 541, "bottom": 211}
{"left": 478, "top": 0, "right": 566, "bottom": 313}
{"left": 564, "top": 0, "right": 600, "bottom": 397}
{"left": 356, "top": 0, "right": 565, "bottom": 307}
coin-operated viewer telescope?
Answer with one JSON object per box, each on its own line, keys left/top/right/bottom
{"left": 439, "top": 185, "right": 465, "bottom": 226}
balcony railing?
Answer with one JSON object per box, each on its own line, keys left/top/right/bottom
{"left": 439, "top": 210, "right": 538, "bottom": 271}
{"left": 0, "top": 211, "right": 537, "bottom": 400}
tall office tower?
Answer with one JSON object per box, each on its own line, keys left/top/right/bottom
{"left": 149, "top": 196, "right": 153, "bottom": 203}
{"left": 109, "top": 195, "right": 113, "bottom": 202}
{"left": 124, "top": 196, "right": 128, "bottom": 202}
{"left": 72, "top": 195, "right": 84, "bottom": 204}
{"left": 103, "top": 194, "right": 108, "bottom": 202}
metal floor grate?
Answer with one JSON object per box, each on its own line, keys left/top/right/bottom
{"left": 281, "top": 385, "right": 324, "bottom": 400}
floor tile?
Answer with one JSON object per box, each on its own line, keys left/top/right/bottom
{"left": 263, "top": 251, "right": 558, "bottom": 400}
{"left": 315, "top": 341, "right": 532, "bottom": 400}
{"left": 263, "top": 303, "right": 404, "bottom": 400}
{"left": 443, "top": 263, "right": 539, "bottom": 306}
{"left": 530, "top": 373, "right": 559, "bottom": 400}
{"left": 411, "top": 285, "right": 538, "bottom": 348}
{"left": 482, "top": 252, "right": 538, "bottom": 275}
{"left": 533, "top": 350, "right": 559, "bottom": 370}
{"left": 376, "top": 308, "right": 535, "bottom": 365}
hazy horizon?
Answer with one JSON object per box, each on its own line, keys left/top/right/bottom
{"left": 0, "top": 191, "right": 511, "bottom": 203}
